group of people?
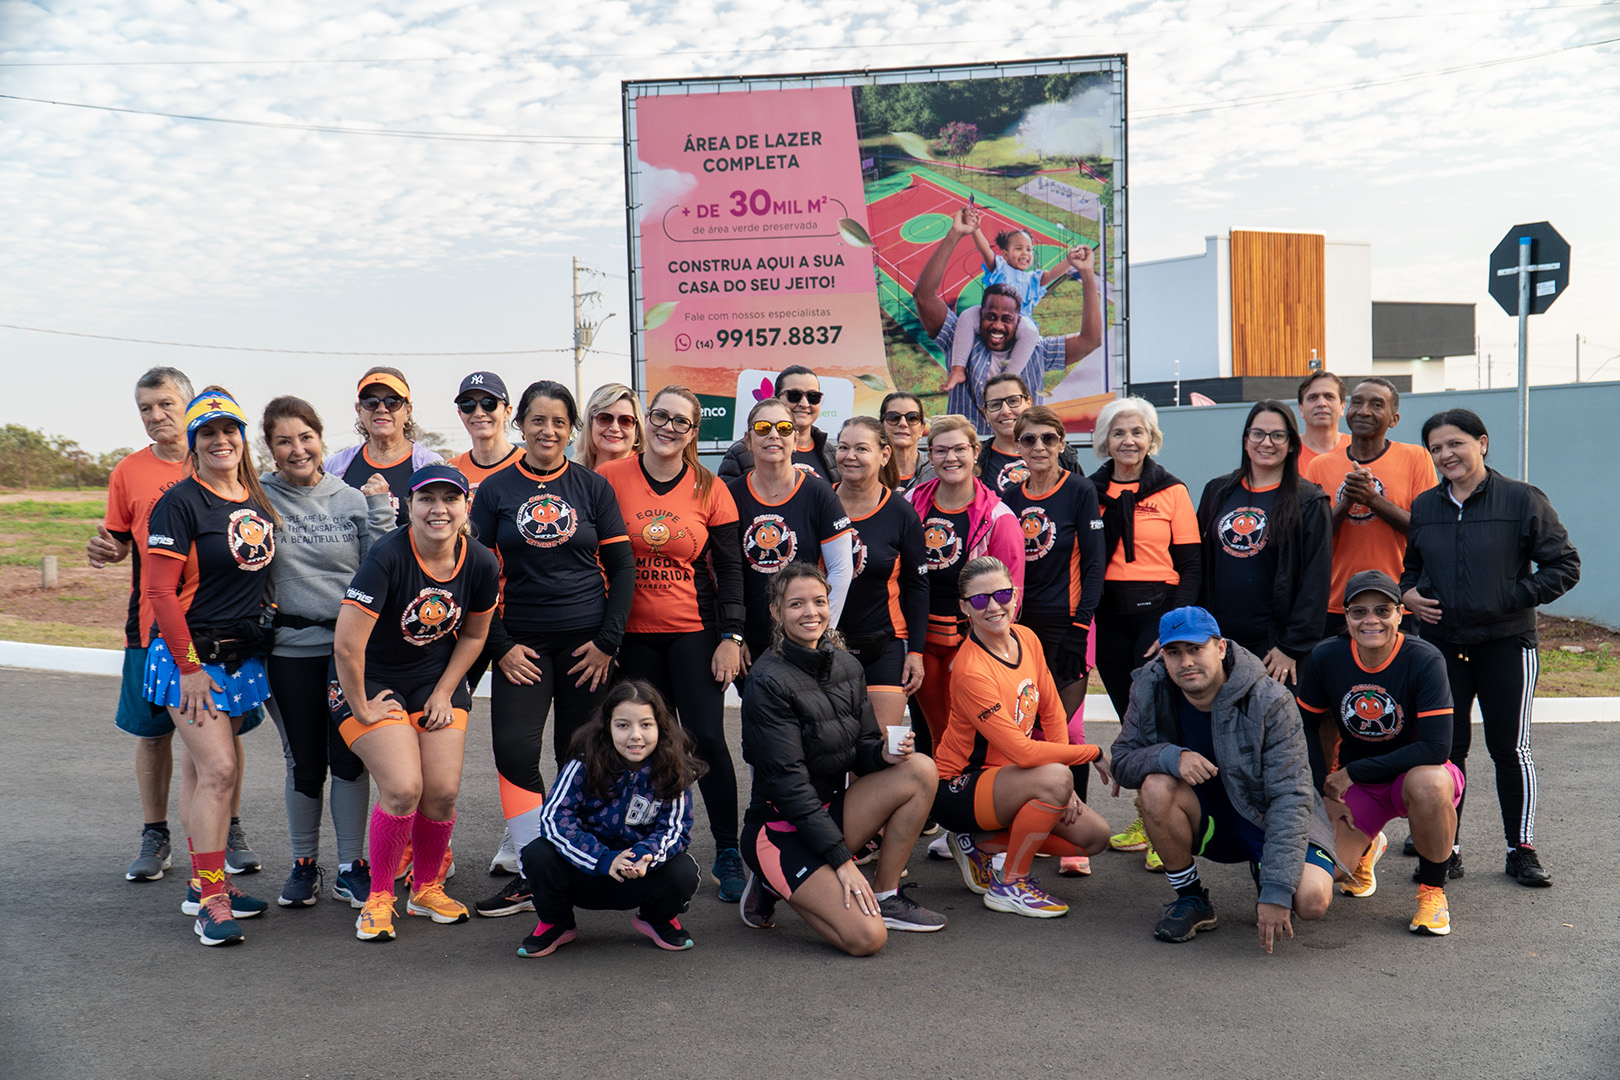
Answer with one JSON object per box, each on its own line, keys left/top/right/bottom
{"left": 94, "top": 345, "right": 1578, "bottom": 956}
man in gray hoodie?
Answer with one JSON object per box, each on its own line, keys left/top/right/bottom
{"left": 1111, "top": 607, "right": 1337, "bottom": 953}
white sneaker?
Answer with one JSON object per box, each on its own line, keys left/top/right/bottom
{"left": 489, "top": 827, "right": 521, "bottom": 876}
{"left": 927, "top": 833, "right": 952, "bottom": 860}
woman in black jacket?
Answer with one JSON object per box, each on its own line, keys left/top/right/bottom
{"left": 1196, "top": 400, "right": 1331, "bottom": 686}
{"left": 1400, "top": 409, "right": 1579, "bottom": 888}
{"left": 737, "top": 564, "right": 944, "bottom": 953}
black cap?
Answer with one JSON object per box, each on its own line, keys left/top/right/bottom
{"left": 457, "top": 371, "right": 509, "bottom": 403}
{"left": 407, "top": 464, "right": 470, "bottom": 495}
{"left": 1344, "top": 569, "right": 1402, "bottom": 607}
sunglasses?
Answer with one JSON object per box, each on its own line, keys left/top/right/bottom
{"left": 359, "top": 395, "right": 407, "bottom": 412}
{"left": 964, "top": 588, "right": 1015, "bottom": 610}
{"left": 781, "top": 389, "right": 823, "bottom": 405}
{"left": 752, "top": 420, "right": 796, "bottom": 437}
{"left": 986, "top": 394, "right": 1028, "bottom": 413}
{"left": 1018, "top": 432, "right": 1064, "bottom": 449}
{"left": 647, "top": 408, "right": 695, "bottom": 433}
{"left": 457, "top": 395, "right": 503, "bottom": 414}
{"left": 883, "top": 410, "right": 923, "bottom": 425}
{"left": 593, "top": 411, "right": 638, "bottom": 429}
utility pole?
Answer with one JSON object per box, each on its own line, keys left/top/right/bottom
{"left": 1576, "top": 333, "right": 1584, "bottom": 383}
{"left": 572, "top": 257, "right": 616, "bottom": 405}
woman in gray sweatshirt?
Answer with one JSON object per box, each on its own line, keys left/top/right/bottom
{"left": 260, "top": 396, "right": 394, "bottom": 908}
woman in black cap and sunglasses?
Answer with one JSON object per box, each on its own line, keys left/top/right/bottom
{"left": 447, "top": 371, "right": 520, "bottom": 502}
{"left": 717, "top": 365, "right": 841, "bottom": 483}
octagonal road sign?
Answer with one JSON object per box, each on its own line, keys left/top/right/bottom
{"left": 1489, "top": 221, "right": 1569, "bottom": 316}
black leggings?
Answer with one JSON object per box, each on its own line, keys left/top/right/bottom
{"left": 1095, "top": 605, "right": 1167, "bottom": 720}
{"left": 1430, "top": 634, "right": 1541, "bottom": 849}
{"left": 522, "top": 837, "right": 700, "bottom": 924}
{"left": 265, "top": 654, "right": 365, "bottom": 796}
{"left": 491, "top": 628, "right": 613, "bottom": 796}
{"left": 617, "top": 629, "right": 739, "bottom": 852}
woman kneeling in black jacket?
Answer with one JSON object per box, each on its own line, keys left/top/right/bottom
{"left": 738, "top": 563, "right": 945, "bottom": 953}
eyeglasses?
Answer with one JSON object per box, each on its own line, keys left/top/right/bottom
{"left": 964, "top": 588, "right": 1015, "bottom": 610}
{"left": 457, "top": 396, "right": 502, "bottom": 414}
{"left": 594, "top": 411, "right": 638, "bottom": 429}
{"left": 752, "top": 420, "right": 796, "bottom": 437}
{"left": 929, "top": 444, "right": 973, "bottom": 459}
{"left": 781, "top": 389, "right": 823, "bottom": 406}
{"left": 1018, "top": 432, "right": 1064, "bottom": 449}
{"left": 648, "top": 408, "right": 694, "bottom": 433}
{"left": 1346, "top": 604, "right": 1398, "bottom": 620}
{"left": 1245, "top": 428, "right": 1291, "bottom": 445}
{"left": 986, "top": 394, "right": 1028, "bottom": 413}
{"left": 883, "top": 410, "right": 923, "bottom": 425}
{"left": 359, "top": 395, "right": 407, "bottom": 412}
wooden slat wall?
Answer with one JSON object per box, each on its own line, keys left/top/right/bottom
{"left": 1229, "top": 230, "right": 1326, "bottom": 377}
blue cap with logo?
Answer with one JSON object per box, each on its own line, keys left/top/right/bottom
{"left": 407, "top": 464, "right": 470, "bottom": 494}
{"left": 1158, "top": 606, "right": 1223, "bottom": 646}
{"left": 457, "top": 371, "right": 509, "bottom": 403}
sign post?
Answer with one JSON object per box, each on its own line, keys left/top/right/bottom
{"left": 1488, "top": 221, "right": 1569, "bottom": 481}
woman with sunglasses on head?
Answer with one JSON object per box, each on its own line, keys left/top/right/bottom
{"left": 142, "top": 388, "right": 280, "bottom": 945}
{"left": 466, "top": 380, "right": 635, "bottom": 918}
{"left": 573, "top": 382, "right": 645, "bottom": 472}
{"left": 334, "top": 464, "right": 499, "bottom": 942}
{"left": 1195, "top": 401, "right": 1331, "bottom": 688}
{"left": 976, "top": 373, "right": 1082, "bottom": 496}
{"left": 737, "top": 563, "right": 945, "bottom": 950}
{"left": 878, "top": 391, "right": 934, "bottom": 495}
{"left": 326, "top": 367, "right": 444, "bottom": 527}
{"left": 906, "top": 415, "right": 1024, "bottom": 756}
{"left": 446, "top": 371, "right": 521, "bottom": 501}
{"left": 600, "top": 385, "right": 750, "bottom": 905}
{"left": 934, "top": 557, "right": 1114, "bottom": 918}
{"left": 717, "top": 365, "right": 841, "bottom": 483}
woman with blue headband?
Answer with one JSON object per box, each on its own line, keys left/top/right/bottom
{"left": 142, "top": 387, "right": 281, "bottom": 946}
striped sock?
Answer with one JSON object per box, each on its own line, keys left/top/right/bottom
{"left": 1166, "top": 863, "right": 1202, "bottom": 897}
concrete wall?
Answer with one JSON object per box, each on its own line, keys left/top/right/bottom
{"left": 1128, "top": 235, "right": 1229, "bottom": 384}
{"left": 1150, "top": 381, "right": 1619, "bottom": 629}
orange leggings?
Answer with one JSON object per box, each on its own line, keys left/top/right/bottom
{"left": 915, "top": 640, "right": 962, "bottom": 749}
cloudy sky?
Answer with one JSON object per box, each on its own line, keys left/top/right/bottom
{"left": 2, "top": 0, "right": 1616, "bottom": 454}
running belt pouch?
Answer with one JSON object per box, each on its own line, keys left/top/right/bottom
{"left": 192, "top": 619, "right": 273, "bottom": 672}
{"left": 1097, "top": 581, "right": 1175, "bottom": 616}
{"left": 272, "top": 612, "right": 338, "bottom": 631}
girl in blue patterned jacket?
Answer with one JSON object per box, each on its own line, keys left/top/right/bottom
{"left": 518, "top": 680, "right": 709, "bottom": 956}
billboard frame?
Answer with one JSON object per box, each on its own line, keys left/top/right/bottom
{"left": 622, "top": 53, "right": 1129, "bottom": 449}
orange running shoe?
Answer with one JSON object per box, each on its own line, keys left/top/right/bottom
{"left": 1409, "top": 885, "right": 1451, "bottom": 936}
{"left": 407, "top": 882, "right": 470, "bottom": 924}
{"left": 356, "top": 893, "right": 396, "bottom": 942}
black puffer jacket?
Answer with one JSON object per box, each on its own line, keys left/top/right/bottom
{"left": 717, "top": 425, "right": 840, "bottom": 484}
{"left": 741, "top": 636, "right": 886, "bottom": 868}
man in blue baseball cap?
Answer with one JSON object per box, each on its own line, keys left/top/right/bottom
{"left": 1111, "top": 606, "right": 1339, "bottom": 952}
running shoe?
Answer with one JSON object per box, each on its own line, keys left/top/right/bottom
{"left": 333, "top": 860, "right": 373, "bottom": 908}
{"left": 1341, "top": 830, "right": 1388, "bottom": 897}
{"left": 711, "top": 848, "right": 746, "bottom": 903}
{"left": 926, "top": 833, "right": 952, "bottom": 860}
{"left": 474, "top": 877, "right": 535, "bottom": 918}
{"left": 193, "top": 892, "right": 244, "bottom": 946}
{"left": 853, "top": 836, "right": 882, "bottom": 866}
{"left": 224, "top": 821, "right": 261, "bottom": 875}
{"left": 1109, "top": 815, "right": 1150, "bottom": 852}
{"left": 879, "top": 883, "right": 948, "bottom": 931}
{"left": 1154, "top": 892, "right": 1218, "bottom": 942}
{"left": 397, "top": 841, "right": 456, "bottom": 885}
{"left": 632, "top": 914, "right": 695, "bottom": 951}
{"left": 983, "top": 877, "right": 1069, "bottom": 918}
{"left": 517, "top": 918, "right": 576, "bottom": 957}
{"left": 1058, "top": 855, "right": 1092, "bottom": 876}
{"left": 920, "top": 819, "right": 941, "bottom": 837}
{"left": 407, "top": 882, "right": 469, "bottom": 924}
{"left": 1144, "top": 845, "right": 1164, "bottom": 872}
{"left": 1505, "top": 845, "right": 1552, "bottom": 887}
{"left": 356, "top": 893, "right": 396, "bottom": 942}
{"left": 1409, "top": 884, "right": 1452, "bottom": 936}
{"left": 1412, "top": 850, "right": 1466, "bottom": 883}
{"left": 739, "top": 872, "right": 778, "bottom": 929}
{"left": 489, "top": 827, "right": 521, "bottom": 876}
{"left": 126, "top": 827, "right": 172, "bottom": 882}
{"left": 277, "top": 857, "right": 324, "bottom": 907}
{"left": 182, "top": 878, "right": 268, "bottom": 918}
{"left": 950, "top": 832, "right": 997, "bottom": 896}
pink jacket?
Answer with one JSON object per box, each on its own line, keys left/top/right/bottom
{"left": 908, "top": 477, "right": 1025, "bottom": 601}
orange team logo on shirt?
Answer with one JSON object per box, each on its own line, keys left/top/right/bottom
{"left": 401, "top": 587, "right": 462, "bottom": 645}
{"left": 517, "top": 493, "right": 578, "bottom": 548}
{"left": 1335, "top": 475, "right": 1386, "bottom": 524}
{"left": 327, "top": 680, "right": 346, "bottom": 713}
{"left": 1013, "top": 678, "right": 1039, "bottom": 730}
{"left": 641, "top": 515, "right": 687, "bottom": 550}
{"left": 1020, "top": 507, "right": 1055, "bottom": 560}
{"left": 226, "top": 508, "right": 275, "bottom": 570}
{"left": 1217, "top": 507, "right": 1269, "bottom": 558}
{"left": 996, "top": 460, "right": 1030, "bottom": 492}
{"left": 1341, "top": 685, "right": 1403, "bottom": 741}
{"left": 743, "top": 514, "right": 797, "bottom": 572}
{"left": 849, "top": 529, "right": 869, "bottom": 577}
{"left": 923, "top": 518, "right": 963, "bottom": 571}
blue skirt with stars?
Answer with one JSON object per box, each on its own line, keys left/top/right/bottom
{"left": 143, "top": 637, "right": 271, "bottom": 717}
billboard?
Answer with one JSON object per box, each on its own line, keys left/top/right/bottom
{"left": 623, "top": 57, "right": 1127, "bottom": 445}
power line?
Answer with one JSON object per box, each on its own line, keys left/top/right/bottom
{"left": 0, "top": 322, "right": 628, "bottom": 357}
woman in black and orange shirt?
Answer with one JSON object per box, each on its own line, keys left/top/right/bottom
{"left": 468, "top": 380, "right": 634, "bottom": 917}
{"left": 600, "top": 384, "right": 747, "bottom": 903}
{"left": 142, "top": 388, "right": 279, "bottom": 946}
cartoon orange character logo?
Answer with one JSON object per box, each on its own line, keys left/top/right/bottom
{"left": 517, "top": 493, "right": 578, "bottom": 549}
{"left": 1341, "top": 686, "right": 1402, "bottom": 741}
{"left": 226, "top": 508, "right": 274, "bottom": 570}
{"left": 923, "top": 517, "right": 962, "bottom": 571}
{"left": 1217, "top": 506, "right": 1268, "bottom": 559}
{"left": 401, "top": 587, "right": 461, "bottom": 645}
{"left": 643, "top": 517, "right": 672, "bottom": 548}
{"left": 417, "top": 596, "right": 450, "bottom": 627}
{"left": 1020, "top": 507, "right": 1055, "bottom": 560}
{"left": 743, "top": 514, "right": 796, "bottom": 571}
{"left": 1013, "top": 678, "right": 1039, "bottom": 730}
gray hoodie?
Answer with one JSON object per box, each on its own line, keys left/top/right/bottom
{"left": 260, "top": 471, "right": 393, "bottom": 658}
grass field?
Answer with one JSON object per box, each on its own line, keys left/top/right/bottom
{"left": 0, "top": 499, "right": 106, "bottom": 567}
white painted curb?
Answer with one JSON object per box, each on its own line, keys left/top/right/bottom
{"left": 2, "top": 641, "right": 1614, "bottom": 722}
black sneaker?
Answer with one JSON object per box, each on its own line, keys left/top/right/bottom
{"left": 739, "top": 871, "right": 778, "bottom": 929}
{"left": 1153, "top": 892, "right": 1218, "bottom": 943}
{"left": 1505, "top": 845, "right": 1552, "bottom": 887}
{"left": 632, "top": 913, "right": 694, "bottom": 951}
{"left": 278, "top": 858, "right": 324, "bottom": 907}
{"left": 1412, "top": 851, "right": 1465, "bottom": 882}
{"left": 1402, "top": 834, "right": 1418, "bottom": 857}
{"left": 878, "top": 883, "right": 947, "bottom": 932}
{"left": 333, "top": 860, "right": 373, "bottom": 908}
{"left": 474, "top": 876, "right": 535, "bottom": 917}
{"left": 126, "top": 827, "right": 172, "bottom": 882}
{"left": 711, "top": 848, "right": 746, "bottom": 903}
{"left": 854, "top": 836, "right": 882, "bottom": 866}
{"left": 517, "top": 918, "right": 576, "bottom": 958}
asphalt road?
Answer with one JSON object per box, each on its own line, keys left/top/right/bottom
{"left": 3, "top": 666, "right": 1616, "bottom": 1080}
